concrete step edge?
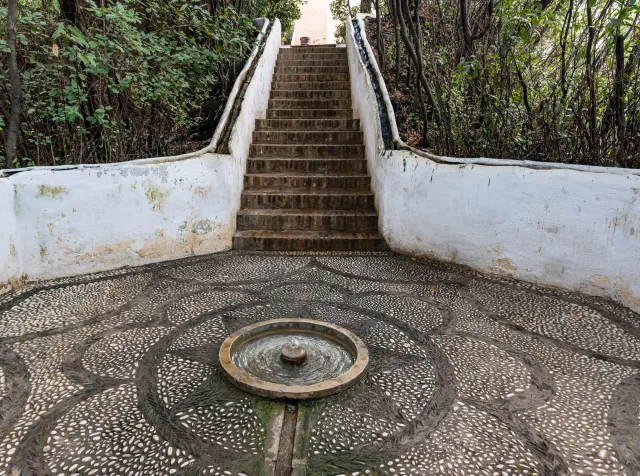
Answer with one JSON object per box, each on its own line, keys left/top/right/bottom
{"left": 248, "top": 158, "right": 365, "bottom": 161}
{"left": 244, "top": 173, "right": 369, "bottom": 177}
{"left": 233, "top": 231, "right": 384, "bottom": 239}
{"left": 251, "top": 143, "right": 364, "bottom": 147}
{"left": 237, "top": 208, "right": 378, "bottom": 216}
{"left": 242, "top": 189, "right": 374, "bottom": 195}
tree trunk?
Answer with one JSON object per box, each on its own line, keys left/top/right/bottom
{"left": 389, "top": 0, "right": 401, "bottom": 83}
{"left": 360, "top": 0, "right": 372, "bottom": 13}
{"left": 61, "top": 0, "right": 78, "bottom": 25}
{"left": 395, "top": 13, "right": 401, "bottom": 82}
{"left": 416, "top": 77, "right": 429, "bottom": 146}
{"left": 5, "top": 0, "right": 21, "bottom": 169}
{"left": 560, "top": 0, "right": 573, "bottom": 99}
{"left": 459, "top": 0, "right": 492, "bottom": 56}
{"left": 614, "top": 33, "right": 625, "bottom": 161}
{"left": 399, "top": 0, "right": 442, "bottom": 123}
{"left": 614, "top": 34, "right": 625, "bottom": 133}
{"left": 586, "top": 1, "right": 597, "bottom": 156}
{"left": 376, "top": 0, "right": 384, "bottom": 69}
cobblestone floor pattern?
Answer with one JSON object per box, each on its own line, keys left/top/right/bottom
{"left": 0, "top": 252, "right": 639, "bottom": 475}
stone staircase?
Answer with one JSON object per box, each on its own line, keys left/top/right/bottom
{"left": 233, "top": 45, "right": 387, "bottom": 251}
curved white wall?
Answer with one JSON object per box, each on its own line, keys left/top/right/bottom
{"left": 1, "top": 156, "right": 235, "bottom": 284}
{"left": 346, "top": 16, "right": 640, "bottom": 312}
{"left": 0, "top": 20, "right": 281, "bottom": 290}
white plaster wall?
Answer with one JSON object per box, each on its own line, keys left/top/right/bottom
{"left": 0, "top": 182, "right": 21, "bottom": 290}
{"left": 345, "top": 18, "right": 386, "bottom": 226}
{"left": 346, "top": 15, "right": 640, "bottom": 312}
{"left": 0, "top": 20, "right": 282, "bottom": 289}
{"left": 228, "top": 18, "right": 281, "bottom": 222}
{"left": 2, "top": 155, "right": 234, "bottom": 283}
{"left": 379, "top": 151, "right": 640, "bottom": 311}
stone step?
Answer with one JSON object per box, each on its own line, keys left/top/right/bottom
{"left": 236, "top": 209, "right": 379, "bottom": 232}
{"left": 247, "top": 158, "right": 368, "bottom": 173}
{"left": 241, "top": 189, "right": 375, "bottom": 209}
{"left": 281, "top": 45, "right": 343, "bottom": 51}
{"left": 274, "top": 65, "right": 349, "bottom": 74}
{"left": 235, "top": 45, "right": 386, "bottom": 252}
{"left": 232, "top": 230, "right": 388, "bottom": 252}
{"left": 252, "top": 130, "right": 363, "bottom": 144}
{"left": 266, "top": 108, "right": 353, "bottom": 119}
{"left": 273, "top": 73, "right": 350, "bottom": 82}
{"left": 271, "top": 81, "right": 350, "bottom": 91}
{"left": 255, "top": 119, "right": 360, "bottom": 131}
{"left": 277, "top": 51, "right": 346, "bottom": 61}
{"left": 244, "top": 173, "right": 371, "bottom": 190}
{"left": 270, "top": 89, "right": 350, "bottom": 99}
{"left": 250, "top": 143, "right": 365, "bottom": 157}
{"left": 277, "top": 59, "right": 348, "bottom": 67}
{"left": 293, "top": 44, "right": 338, "bottom": 47}
{"left": 277, "top": 54, "right": 347, "bottom": 63}
{"left": 268, "top": 98, "right": 352, "bottom": 110}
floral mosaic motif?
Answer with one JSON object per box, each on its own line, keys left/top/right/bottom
{"left": 0, "top": 252, "right": 638, "bottom": 475}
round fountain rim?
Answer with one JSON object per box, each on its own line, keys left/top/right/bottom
{"left": 219, "top": 318, "right": 369, "bottom": 400}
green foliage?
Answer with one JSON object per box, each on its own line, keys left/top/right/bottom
{"left": 330, "top": 0, "right": 359, "bottom": 42}
{"left": 254, "top": 0, "right": 306, "bottom": 33}
{"left": 0, "top": 0, "right": 301, "bottom": 166}
{"left": 372, "top": 0, "right": 640, "bottom": 167}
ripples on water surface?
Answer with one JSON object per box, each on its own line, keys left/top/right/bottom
{"left": 232, "top": 332, "right": 354, "bottom": 386}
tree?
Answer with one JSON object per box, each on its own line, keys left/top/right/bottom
{"left": 360, "top": 0, "right": 640, "bottom": 167}
{"left": 5, "top": 0, "right": 20, "bottom": 169}
{"left": 1, "top": 0, "right": 303, "bottom": 167}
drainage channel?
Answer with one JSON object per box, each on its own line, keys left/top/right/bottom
{"left": 274, "top": 401, "right": 299, "bottom": 475}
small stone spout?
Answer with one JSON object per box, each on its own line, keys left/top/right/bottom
{"left": 281, "top": 344, "right": 307, "bottom": 365}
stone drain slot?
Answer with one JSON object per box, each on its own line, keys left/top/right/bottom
{"left": 274, "top": 402, "right": 299, "bottom": 476}
{"left": 219, "top": 318, "right": 370, "bottom": 474}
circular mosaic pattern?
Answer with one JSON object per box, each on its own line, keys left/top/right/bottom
{"left": 0, "top": 252, "right": 638, "bottom": 475}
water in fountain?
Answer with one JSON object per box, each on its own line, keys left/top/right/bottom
{"left": 232, "top": 331, "right": 354, "bottom": 386}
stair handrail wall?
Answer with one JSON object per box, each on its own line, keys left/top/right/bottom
{"left": 215, "top": 20, "right": 273, "bottom": 154}
{"left": 345, "top": 15, "right": 386, "bottom": 229}
{"left": 346, "top": 14, "right": 640, "bottom": 313}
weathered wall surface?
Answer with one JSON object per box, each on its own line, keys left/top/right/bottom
{"left": 1, "top": 155, "right": 234, "bottom": 283}
{"left": 346, "top": 15, "right": 640, "bottom": 312}
{"left": 0, "top": 183, "right": 21, "bottom": 292}
{"left": 345, "top": 20, "right": 386, "bottom": 219}
{"left": 378, "top": 150, "right": 640, "bottom": 311}
{"left": 0, "top": 20, "right": 281, "bottom": 290}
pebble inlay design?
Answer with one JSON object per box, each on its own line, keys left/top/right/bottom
{"left": 0, "top": 252, "right": 639, "bottom": 475}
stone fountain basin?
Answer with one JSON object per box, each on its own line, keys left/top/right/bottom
{"left": 219, "top": 318, "right": 369, "bottom": 400}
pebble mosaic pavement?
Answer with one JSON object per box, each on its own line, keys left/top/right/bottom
{"left": 0, "top": 252, "right": 639, "bottom": 475}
